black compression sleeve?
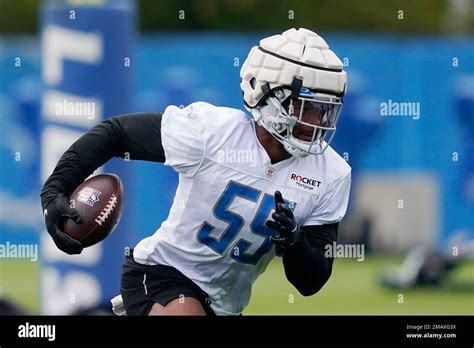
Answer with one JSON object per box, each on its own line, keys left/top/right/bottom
{"left": 40, "top": 112, "right": 165, "bottom": 207}
{"left": 282, "top": 223, "right": 338, "bottom": 296}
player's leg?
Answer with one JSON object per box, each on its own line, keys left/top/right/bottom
{"left": 148, "top": 297, "right": 206, "bottom": 315}
{"left": 120, "top": 248, "right": 215, "bottom": 316}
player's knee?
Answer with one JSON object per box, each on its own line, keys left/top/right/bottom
{"left": 148, "top": 297, "right": 206, "bottom": 316}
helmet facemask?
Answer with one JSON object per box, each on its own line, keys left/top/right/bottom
{"left": 240, "top": 29, "right": 347, "bottom": 156}
{"left": 251, "top": 87, "right": 343, "bottom": 157}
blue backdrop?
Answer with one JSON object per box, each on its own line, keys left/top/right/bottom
{"left": 0, "top": 33, "right": 473, "bottom": 256}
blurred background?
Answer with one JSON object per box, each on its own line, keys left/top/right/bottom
{"left": 0, "top": 0, "right": 473, "bottom": 315}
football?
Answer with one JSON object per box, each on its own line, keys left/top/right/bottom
{"left": 63, "top": 173, "right": 124, "bottom": 248}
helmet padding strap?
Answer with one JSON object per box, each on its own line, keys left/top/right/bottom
{"left": 290, "top": 78, "right": 303, "bottom": 99}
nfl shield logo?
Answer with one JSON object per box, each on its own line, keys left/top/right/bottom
{"left": 77, "top": 186, "right": 101, "bottom": 207}
{"left": 265, "top": 167, "right": 275, "bottom": 178}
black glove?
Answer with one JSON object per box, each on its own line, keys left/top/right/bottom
{"left": 42, "top": 193, "right": 83, "bottom": 255}
{"left": 266, "top": 191, "right": 301, "bottom": 256}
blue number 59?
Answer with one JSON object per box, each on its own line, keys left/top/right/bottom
{"left": 197, "top": 181, "right": 281, "bottom": 265}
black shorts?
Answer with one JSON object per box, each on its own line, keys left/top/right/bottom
{"left": 120, "top": 249, "right": 215, "bottom": 316}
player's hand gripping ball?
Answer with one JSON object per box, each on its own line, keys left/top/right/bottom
{"left": 43, "top": 174, "right": 124, "bottom": 255}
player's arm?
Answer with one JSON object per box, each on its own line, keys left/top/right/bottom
{"left": 41, "top": 112, "right": 165, "bottom": 254}
{"left": 281, "top": 223, "right": 337, "bottom": 296}
{"left": 42, "top": 112, "right": 165, "bottom": 205}
{"left": 266, "top": 189, "right": 346, "bottom": 296}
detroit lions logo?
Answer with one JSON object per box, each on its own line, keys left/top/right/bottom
{"left": 287, "top": 200, "right": 297, "bottom": 212}
{"left": 299, "top": 87, "right": 313, "bottom": 95}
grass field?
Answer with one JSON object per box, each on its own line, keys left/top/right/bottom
{"left": 0, "top": 259, "right": 39, "bottom": 313}
{"left": 246, "top": 257, "right": 474, "bottom": 315}
{"left": 0, "top": 256, "right": 473, "bottom": 315}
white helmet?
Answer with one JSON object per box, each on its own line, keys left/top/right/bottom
{"left": 240, "top": 28, "right": 347, "bottom": 157}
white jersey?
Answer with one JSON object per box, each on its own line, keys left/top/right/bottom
{"left": 133, "top": 102, "right": 351, "bottom": 315}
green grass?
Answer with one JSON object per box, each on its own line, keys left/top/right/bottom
{"left": 245, "top": 256, "right": 474, "bottom": 315}
{"left": 0, "top": 259, "right": 39, "bottom": 313}
{"left": 0, "top": 256, "right": 472, "bottom": 315}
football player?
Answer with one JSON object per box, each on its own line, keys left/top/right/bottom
{"left": 41, "top": 28, "right": 351, "bottom": 315}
